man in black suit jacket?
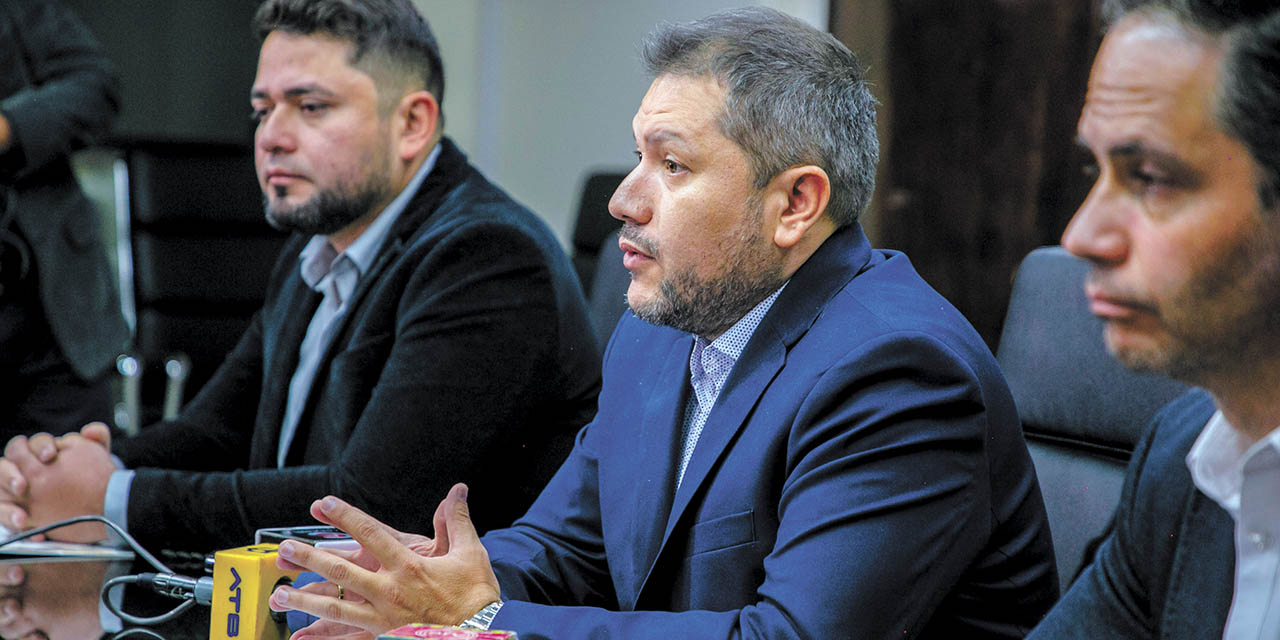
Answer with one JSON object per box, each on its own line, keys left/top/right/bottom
{"left": 0, "top": 0, "right": 129, "bottom": 441}
{"left": 0, "top": 0, "right": 601, "bottom": 552}
{"left": 1030, "top": 1, "right": 1280, "bottom": 637}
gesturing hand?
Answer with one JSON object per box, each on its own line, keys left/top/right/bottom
{"left": 268, "top": 484, "right": 501, "bottom": 637}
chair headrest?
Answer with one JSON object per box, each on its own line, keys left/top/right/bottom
{"left": 996, "top": 246, "right": 1188, "bottom": 452}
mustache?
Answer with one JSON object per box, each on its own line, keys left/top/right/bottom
{"left": 618, "top": 225, "right": 658, "bottom": 258}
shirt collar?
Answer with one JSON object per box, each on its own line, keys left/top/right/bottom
{"left": 690, "top": 283, "right": 788, "bottom": 381}
{"left": 298, "top": 143, "right": 442, "bottom": 291}
{"left": 1188, "top": 410, "right": 1280, "bottom": 519}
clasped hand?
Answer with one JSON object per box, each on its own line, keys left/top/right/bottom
{"left": 269, "top": 483, "right": 501, "bottom": 639}
{"left": 0, "top": 423, "right": 115, "bottom": 543}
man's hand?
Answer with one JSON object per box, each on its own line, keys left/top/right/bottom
{"left": 0, "top": 424, "right": 114, "bottom": 543}
{"left": 268, "top": 484, "right": 501, "bottom": 636}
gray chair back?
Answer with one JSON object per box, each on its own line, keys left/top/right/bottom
{"left": 996, "top": 246, "right": 1188, "bottom": 591}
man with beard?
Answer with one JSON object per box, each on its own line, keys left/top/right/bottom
{"left": 1028, "top": 1, "right": 1280, "bottom": 638}
{"left": 267, "top": 8, "right": 1058, "bottom": 639}
{"left": 0, "top": 0, "right": 601, "bottom": 553}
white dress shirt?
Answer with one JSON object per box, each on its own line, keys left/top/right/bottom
{"left": 1187, "top": 410, "right": 1280, "bottom": 640}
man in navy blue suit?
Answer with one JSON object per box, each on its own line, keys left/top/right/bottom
{"left": 1028, "top": 1, "right": 1280, "bottom": 638}
{"left": 269, "top": 8, "right": 1058, "bottom": 639}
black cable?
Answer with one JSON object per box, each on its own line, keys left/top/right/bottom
{"left": 0, "top": 514, "right": 172, "bottom": 574}
{"left": 0, "top": 515, "right": 198, "bottom": 627}
{"left": 110, "top": 627, "right": 170, "bottom": 639}
{"left": 102, "top": 575, "right": 198, "bottom": 626}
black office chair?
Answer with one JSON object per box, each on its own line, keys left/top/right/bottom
{"left": 111, "top": 140, "right": 288, "bottom": 431}
{"left": 570, "top": 171, "right": 626, "bottom": 291}
{"left": 587, "top": 230, "right": 630, "bottom": 350}
{"left": 995, "top": 246, "right": 1188, "bottom": 591}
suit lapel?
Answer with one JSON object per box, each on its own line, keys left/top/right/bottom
{"left": 252, "top": 269, "right": 321, "bottom": 467}
{"left": 276, "top": 139, "right": 473, "bottom": 464}
{"left": 622, "top": 334, "right": 693, "bottom": 606}
{"left": 634, "top": 224, "right": 875, "bottom": 601}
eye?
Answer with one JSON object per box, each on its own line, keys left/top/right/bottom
{"left": 663, "top": 159, "right": 684, "bottom": 174}
{"left": 633, "top": 150, "right": 642, "bottom": 164}
{"left": 300, "top": 102, "right": 328, "bottom": 115}
{"left": 249, "top": 107, "right": 269, "bottom": 123}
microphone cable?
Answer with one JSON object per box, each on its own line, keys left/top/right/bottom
{"left": 0, "top": 514, "right": 206, "bottom": 626}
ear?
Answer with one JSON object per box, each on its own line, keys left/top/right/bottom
{"left": 394, "top": 90, "right": 440, "bottom": 161}
{"left": 769, "top": 165, "right": 831, "bottom": 249}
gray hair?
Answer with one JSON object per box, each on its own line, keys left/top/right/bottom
{"left": 1104, "top": 0, "right": 1280, "bottom": 209}
{"left": 641, "top": 7, "right": 879, "bottom": 227}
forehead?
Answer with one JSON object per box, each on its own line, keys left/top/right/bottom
{"left": 1080, "top": 15, "right": 1227, "bottom": 151}
{"left": 253, "top": 30, "right": 370, "bottom": 93}
{"left": 632, "top": 74, "right": 727, "bottom": 142}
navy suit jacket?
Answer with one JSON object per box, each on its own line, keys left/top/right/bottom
{"left": 481, "top": 226, "right": 1058, "bottom": 639}
{"left": 1029, "top": 389, "right": 1234, "bottom": 639}
{"left": 113, "top": 140, "right": 602, "bottom": 551}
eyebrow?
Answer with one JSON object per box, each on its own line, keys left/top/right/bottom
{"left": 1076, "top": 136, "right": 1189, "bottom": 169}
{"left": 250, "top": 83, "right": 336, "bottom": 101}
{"left": 641, "top": 128, "right": 686, "bottom": 148}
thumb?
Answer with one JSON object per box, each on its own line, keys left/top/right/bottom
{"left": 444, "top": 483, "right": 481, "bottom": 551}
{"left": 80, "top": 423, "right": 112, "bottom": 449}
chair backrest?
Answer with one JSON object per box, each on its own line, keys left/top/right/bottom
{"left": 114, "top": 140, "right": 288, "bottom": 425}
{"left": 996, "top": 246, "right": 1188, "bottom": 591}
{"left": 570, "top": 172, "right": 626, "bottom": 291}
{"left": 587, "top": 230, "right": 631, "bottom": 351}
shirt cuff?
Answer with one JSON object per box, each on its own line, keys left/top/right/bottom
{"left": 103, "top": 469, "right": 135, "bottom": 545}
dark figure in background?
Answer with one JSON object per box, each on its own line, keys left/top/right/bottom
{"left": 1029, "top": 0, "right": 1280, "bottom": 637}
{"left": 0, "top": 0, "right": 601, "bottom": 553}
{"left": 0, "top": 0, "right": 129, "bottom": 442}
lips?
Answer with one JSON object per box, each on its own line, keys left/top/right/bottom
{"left": 264, "top": 169, "right": 306, "bottom": 186}
{"left": 1083, "top": 283, "right": 1154, "bottom": 321}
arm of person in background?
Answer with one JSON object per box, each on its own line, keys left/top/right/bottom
{"left": 0, "top": 0, "right": 118, "bottom": 183}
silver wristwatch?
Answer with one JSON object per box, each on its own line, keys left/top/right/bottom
{"left": 458, "top": 600, "right": 504, "bottom": 630}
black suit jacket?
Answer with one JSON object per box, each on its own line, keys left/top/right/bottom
{"left": 114, "top": 139, "right": 602, "bottom": 551}
{"left": 1029, "top": 389, "right": 1234, "bottom": 638}
{"left": 0, "top": 0, "right": 128, "bottom": 380}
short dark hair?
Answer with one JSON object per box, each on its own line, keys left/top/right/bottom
{"left": 253, "top": 0, "right": 444, "bottom": 109}
{"left": 1105, "top": 0, "right": 1280, "bottom": 209}
{"left": 641, "top": 7, "right": 879, "bottom": 228}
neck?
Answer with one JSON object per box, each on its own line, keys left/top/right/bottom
{"left": 1203, "top": 360, "right": 1280, "bottom": 443}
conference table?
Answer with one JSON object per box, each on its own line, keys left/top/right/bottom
{"left": 0, "top": 556, "right": 214, "bottom": 640}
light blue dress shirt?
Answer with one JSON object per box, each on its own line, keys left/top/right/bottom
{"left": 677, "top": 284, "right": 786, "bottom": 488}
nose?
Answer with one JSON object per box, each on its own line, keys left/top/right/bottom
{"left": 608, "top": 166, "right": 651, "bottom": 225}
{"left": 255, "top": 108, "right": 296, "bottom": 155}
{"left": 1061, "top": 178, "right": 1129, "bottom": 266}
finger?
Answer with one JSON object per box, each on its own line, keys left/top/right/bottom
{"left": 0, "top": 459, "right": 27, "bottom": 499}
{"left": 430, "top": 489, "right": 453, "bottom": 556}
{"left": 277, "top": 544, "right": 363, "bottom": 573}
{"left": 0, "top": 503, "right": 30, "bottom": 532}
{"left": 275, "top": 541, "right": 382, "bottom": 607}
{"left": 313, "top": 497, "right": 417, "bottom": 571}
{"left": 80, "top": 422, "right": 112, "bottom": 448}
{"left": 269, "top": 583, "right": 374, "bottom": 630}
{"left": 24, "top": 434, "right": 56, "bottom": 463}
{"left": 3, "top": 437, "right": 34, "bottom": 472}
